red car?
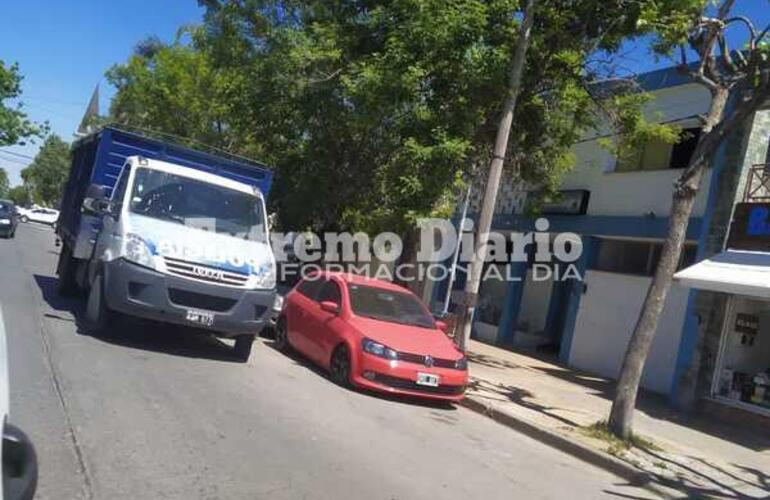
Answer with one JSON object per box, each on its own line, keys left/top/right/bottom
{"left": 275, "top": 272, "right": 468, "bottom": 401}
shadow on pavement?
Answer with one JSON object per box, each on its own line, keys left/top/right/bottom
{"left": 33, "top": 273, "right": 241, "bottom": 363}
{"left": 473, "top": 343, "right": 770, "bottom": 453}
{"left": 266, "top": 340, "right": 457, "bottom": 412}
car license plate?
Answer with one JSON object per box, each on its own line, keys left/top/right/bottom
{"left": 416, "top": 372, "right": 440, "bottom": 387}
{"left": 185, "top": 309, "right": 214, "bottom": 327}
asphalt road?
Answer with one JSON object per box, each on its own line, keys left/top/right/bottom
{"left": 0, "top": 223, "right": 657, "bottom": 500}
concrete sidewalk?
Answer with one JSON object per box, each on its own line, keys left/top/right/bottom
{"left": 464, "top": 340, "right": 770, "bottom": 498}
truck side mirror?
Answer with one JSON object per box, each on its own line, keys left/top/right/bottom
{"left": 82, "top": 184, "right": 110, "bottom": 215}
{"left": 85, "top": 183, "right": 107, "bottom": 201}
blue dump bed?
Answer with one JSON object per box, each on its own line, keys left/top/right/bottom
{"left": 58, "top": 126, "right": 273, "bottom": 245}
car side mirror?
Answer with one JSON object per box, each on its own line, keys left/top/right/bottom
{"left": 435, "top": 320, "right": 448, "bottom": 333}
{"left": 320, "top": 301, "right": 340, "bottom": 314}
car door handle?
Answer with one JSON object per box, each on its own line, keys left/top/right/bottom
{"left": 3, "top": 423, "right": 38, "bottom": 500}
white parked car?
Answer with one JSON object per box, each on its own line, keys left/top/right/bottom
{"left": 0, "top": 308, "right": 38, "bottom": 500}
{"left": 18, "top": 207, "right": 59, "bottom": 226}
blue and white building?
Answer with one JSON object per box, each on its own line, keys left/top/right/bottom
{"left": 432, "top": 65, "right": 770, "bottom": 419}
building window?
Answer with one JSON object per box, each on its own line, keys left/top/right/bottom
{"left": 592, "top": 238, "right": 697, "bottom": 277}
{"left": 615, "top": 128, "right": 702, "bottom": 172}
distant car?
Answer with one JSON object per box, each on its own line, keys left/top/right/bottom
{"left": 275, "top": 272, "right": 468, "bottom": 401}
{"left": 0, "top": 308, "right": 38, "bottom": 500}
{"left": 0, "top": 201, "right": 19, "bottom": 239}
{"left": 18, "top": 207, "right": 59, "bottom": 226}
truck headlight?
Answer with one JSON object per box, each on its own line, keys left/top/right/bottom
{"left": 123, "top": 233, "right": 154, "bottom": 268}
{"left": 0, "top": 218, "right": 10, "bottom": 225}
{"left": 272, "top": 294, "right": 284, "bottom": 312}
{"left": 252, "top": 264, "right": 276, "bottom": 290}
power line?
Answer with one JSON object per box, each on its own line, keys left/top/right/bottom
{"left": 0, "top": 153, "right": 31, "bottom": 166}
{"left": 0, "top": 149, "right": 35, "bottom": 161}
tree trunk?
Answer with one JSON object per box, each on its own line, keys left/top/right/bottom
{"left": 608, "top": 86, "right": 730, "bottom": 439}
{"left": 458, "top": 0, "right": 536, "bottom": 352}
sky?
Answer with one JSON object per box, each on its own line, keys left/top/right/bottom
{"left": 0, "top": 0, "right": 204, "bottom": 184}
{"left": 1, "top": 1, "right": 769, "bottom": 186}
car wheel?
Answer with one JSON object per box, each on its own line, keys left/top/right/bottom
{"left": 274, "top": 317, "right": 290, "bottom": 352}
{"left": 330, "top": 344, "right": 352, "bottom": 388}
{"left": 19, "top": 216, "right": 28, "bottom": 223}
{"left": 86, "top": 272, "right": 113, "bottom": 335}
{"left": 233, "top": 335, "right": 255, "bottom": 362}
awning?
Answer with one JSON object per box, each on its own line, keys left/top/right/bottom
{"left": 674, "top": 250, "right": 770, "bottom": 298}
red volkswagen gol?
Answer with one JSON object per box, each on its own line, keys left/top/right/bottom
{"left": 275, "top": 272, "right": 467, "bottom": 401}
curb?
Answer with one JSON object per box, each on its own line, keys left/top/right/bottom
{"left": 461, "top": 396, "right": 676, "bottom": 498}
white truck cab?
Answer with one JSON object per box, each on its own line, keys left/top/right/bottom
{"left": 82, "top": 156, "right": 277, "bottom": 361}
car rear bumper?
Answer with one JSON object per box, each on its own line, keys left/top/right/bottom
{"left": 103, "top": 258, "right": 275, "bottom": 338}
{"left": 351, "top": 352, "right": 467, "bottom": 401}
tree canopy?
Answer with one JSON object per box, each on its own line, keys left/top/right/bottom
{"left": 0, "top": 167, "right": 8, "bottom": 198}
{"left": 6, "top": 185, "right": 30, "bottom": 206}
{"left": 0, "top": 60, "right": 45, "bottom": 147}
{"left": 21, "top": 134, "right": 71, "bottom": 207}
{"left": 105, "top": 0, "right": 696, "bottom": 233}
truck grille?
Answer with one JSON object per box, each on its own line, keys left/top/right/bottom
{"left": 162, "top": 256, "right": 249, "bottom": 288}
{"left": 168, "top": 288, "right": 238, "bottom": 312}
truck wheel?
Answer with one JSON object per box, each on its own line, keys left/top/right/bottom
{"left": 86, "top": 272, "right": 113, "bottom": 335}
{"left": 19, "top": 215, "right": 28, "bottom": 223}
{"left": 233, "top": 335, "right": 255, "bottom": 362}
{"left": 57, "top": 246, "right": 79, "bottom": 296}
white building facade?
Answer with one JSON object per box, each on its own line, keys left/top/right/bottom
{"left": 434, "top": 66, "right": 770, "bottom": 413}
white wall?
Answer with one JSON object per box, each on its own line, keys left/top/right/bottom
{"left": 562, "top": 84, "right": 714, "bottom": 219}
{"left": 484, "top": 82, "right": 714, "bottom": 220}
{"left": 561, "top": 142, "right": 713, "bottom": 219}
{"left": 568, "top": 270, "right": 689, "bottom": 394}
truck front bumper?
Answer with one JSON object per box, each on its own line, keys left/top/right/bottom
{"left": 103, "top": 259, "right": 275, "bottom": 338}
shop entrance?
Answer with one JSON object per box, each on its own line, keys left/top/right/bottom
{"left": 713, "top": 295, "right": 770, "bottom": 413}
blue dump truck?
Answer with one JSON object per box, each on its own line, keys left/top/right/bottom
{"left": 56, "top": 126, "right": 276, "bottom": 361}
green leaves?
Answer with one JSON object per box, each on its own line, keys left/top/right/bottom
{"left": 105, "top": 0, "right": 703, "bottom": 233}
{"left": 0, "top": 61, "right": 46, "bottom": 147}
{"left": 21, "top": 135, "right": 71, "bottom": 207}
{"left": 0, "top": 167, "right": 8, "bottom": 198}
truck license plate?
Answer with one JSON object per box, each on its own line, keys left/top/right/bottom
{"left": 185, "top": 309, "right": 214, "bottom": 327}
{"left": 416, "top": 372, "right": 440, "bottom": 387}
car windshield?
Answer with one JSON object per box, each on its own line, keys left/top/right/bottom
{"left": 0, "top": 202, "right": 13, "bottom": 215}
{"left": 348, "top": 284, "right": 435, "bottom": 329}
{"left": 128, "top": 168, "right": 267, "bottom": 242}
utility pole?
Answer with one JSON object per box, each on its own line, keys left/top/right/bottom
{"left": 458, "top": 0, "right": 536, "bottom": 351}
{"left": 442, "top": 184, "right": 472, "bottom": 316}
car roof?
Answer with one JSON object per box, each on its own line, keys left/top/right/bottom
{"left": 318, "top": 271, "right": 411, "bottom": 293}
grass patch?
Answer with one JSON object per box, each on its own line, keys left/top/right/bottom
{"left": 581, "top": 421, "right": 663, "bottom": 455}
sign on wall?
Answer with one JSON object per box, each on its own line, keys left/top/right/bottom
{"left": 727, "top": 203, "right": 770, "bottom": 251}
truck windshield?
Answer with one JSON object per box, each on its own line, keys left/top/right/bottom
{"left": 128, "top": 168, "right": 266, "bottom": 242}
